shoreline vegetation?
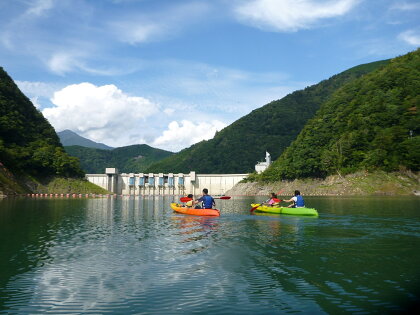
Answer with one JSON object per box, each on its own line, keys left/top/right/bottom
{"left": 0, "top": 162, "right": 110, "bottom": 196}
{"left": 226, "top": 170, "right": 420, "bottom": 197}
{"left": 32, "top": 177, "right": 110, "bottom": 195}
{"left": 2, "top": 170, "right": 419, "bottom": 198}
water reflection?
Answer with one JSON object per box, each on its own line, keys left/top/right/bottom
{"left": 170, "top": 215, "right": 220, "bottom": 255}
{"left": 1, "top": 196, "right": 419, "bottom": 314}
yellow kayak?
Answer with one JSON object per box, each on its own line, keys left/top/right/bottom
{"left": 251, "top": 204, "right": 318, "bottom": 216}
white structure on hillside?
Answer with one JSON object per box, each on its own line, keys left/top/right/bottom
{"left": 255, "top": 151, "right": 272, "bottom": 173}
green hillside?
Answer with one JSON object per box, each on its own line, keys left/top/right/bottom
{"left": 64, "top": 144, "right": 174, "bottom": 174}
{"left": 258, "top": 49, "right": 419, "bottom": 181}
{"left": 0, "top": 67, "right": 84, "bottom": 182}
{"left": 145, "top": 59, "right": 389, "bottom": 174}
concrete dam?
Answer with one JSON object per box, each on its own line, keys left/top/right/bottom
{"left": 86, "top": 168, "right": 248, "bottom": 196}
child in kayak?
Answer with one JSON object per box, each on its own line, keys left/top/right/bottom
{"left": 194, "top": 188, "right": 216, "bottom": 209}
{"left": 264, "top": 193, "right": 281, "bottom": 207}
{"left": 284, "top": 190, "right": 305, "bottom": 208}
{"left": 262, "top": 192, "right": 280, "bottom": 207}
{"left": 185, "top": 194, "right": 194, "bottom": 207}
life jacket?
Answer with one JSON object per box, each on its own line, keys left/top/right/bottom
{"left": 201, "top": 195, "right": 214, "bottom": 209}
{"left": 296, "top": 195, "right": 305, "bottom": 207}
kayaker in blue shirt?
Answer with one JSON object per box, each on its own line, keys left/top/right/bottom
{"left": 284, "top": 190, "right": 305, "bottom": 208}
{"left": 195, "top": 188, "right": 215, "bottom": 209}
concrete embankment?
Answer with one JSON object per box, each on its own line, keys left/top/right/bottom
{"left": 225, "top": 171, "right": 420, "bottom": 196}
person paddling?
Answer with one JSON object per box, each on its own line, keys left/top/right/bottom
{"left": 284, "top": 190, "right": 305, "bottom": 208}
{"left": 262, "top": 192, "right": 279, "bottom": 207}
{"left": 185, "top": 194, "right": 194, "bottom": 208}
{"left": 194, "top": 188, "right": 215, "bottom": 209}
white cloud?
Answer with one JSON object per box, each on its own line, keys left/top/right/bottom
{"left": 42, "top": 83, "right": 159, "bottom": 146}
{"left": 30, "top": 96, "right": 42, "bottom": 109}
{"left": 110, "top": 2, "right": 210, "bottom": 44}
{"left": 26, "top": 0, "right": 54, "bottom": 17}
{"left": 234, "top": 0, "right": 361, "bottom": 32}
{"left": 47, "top": 52, "right": 81, "bottom": 75}
{"left": 163, "top": 108, "right": 175, "bottom": 115}
{"left": 140, "top": 59, "right": 296, "bottom": 117}
{"left": 390, "top": 1, "right": 420, "bottom": 11}
{"left": 152, "top": 120, "right": 227, "bottom": 152}
{"left": 112, "top": 21, "right": 165, "bottom": 44}
{"left": 15, "top": 80, "right": 61, "bottom": 99}
{"left": 398, "top": 29, "right": 420, "bottom": 46}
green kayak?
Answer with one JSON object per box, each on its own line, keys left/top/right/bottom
{"left": 251, "top": 204, "right": 319, "bottom": 216}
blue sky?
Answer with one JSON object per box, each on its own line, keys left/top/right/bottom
{"left": 1, "top": 0, "right": 419, "bottom": 152}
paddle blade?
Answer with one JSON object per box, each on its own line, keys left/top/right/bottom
{"left": 250, "top": 204, "right": 260, "bottom": 212}
{"left": 273, "top": 198, "right": 281, "bottom": 203}
{"left": 218, "top": 196, "right": 231, "bottom": 200}
{"left": 180, "top": 197, "right": 192, "bottom": 202}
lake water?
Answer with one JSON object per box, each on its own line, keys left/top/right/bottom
{"left": 1, "top": 196, "right": 419, "bottom": 314}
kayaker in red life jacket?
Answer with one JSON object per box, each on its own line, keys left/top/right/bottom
{"left": 194, "top": 188, "right": 216, "bottom": 209}
{"left": 262, "top": 192, "right": 279, "bottom": 207}
{"left": 284, "top": 190, "right": 305, "bottom": 208}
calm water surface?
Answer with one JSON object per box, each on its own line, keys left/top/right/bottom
{"left": 1, "top": 196, "right": 419, "bottom": 314}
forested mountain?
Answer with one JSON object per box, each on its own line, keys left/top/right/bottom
{"left": 58, "top": 129, "right": 113, "bottom": 150}
{"left": 145, "top": 59, "right": 389, "bottom": 174}
{"left": 0, "top": 67, "right": 84, "bottom": 183}
{"left": 64, "top": 144, "right": 174, "bottom": 174}
{"left": 257, "top": 49, "right": 419, "bottom": 181}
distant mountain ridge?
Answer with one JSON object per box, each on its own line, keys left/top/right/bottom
{"left": 58, "top": 129, "right": 113, "bottom": 150}
{"left": 64, "top": 144, "right": 174, "bottom": 174}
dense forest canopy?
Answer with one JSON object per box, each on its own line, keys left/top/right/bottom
{"left": 257, "top": 49, "right": 419, "bottom": 181}
{"left": 0, "top": 67, "right": 83, "bottom": 178}
{"left": 64, "top": 144, "right": 173, "bottom": 174}
{"left": 145, "top": 59, "right": 389, "bottom": 174}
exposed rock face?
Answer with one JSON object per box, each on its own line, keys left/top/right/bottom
{"left": 225, "top": 172, "right": 420, "bottom": 196}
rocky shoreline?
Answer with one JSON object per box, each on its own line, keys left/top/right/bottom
{"left": 225, "top": 171, "right": 420, "bottom": 197}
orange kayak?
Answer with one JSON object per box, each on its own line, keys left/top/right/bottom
{"left": 170, "top": 203, "right": 220, "bottom": 216}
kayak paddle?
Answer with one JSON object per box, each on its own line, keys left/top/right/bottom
{"left": 250, "top": 203, "right": 260, "bottom": 212}
{"left": 181, "top": 196, "right": 230, "bottom": 202}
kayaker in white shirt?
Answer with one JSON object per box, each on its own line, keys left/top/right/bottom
{"left": 284, "top": 190, "right": 305, "bottom": 208}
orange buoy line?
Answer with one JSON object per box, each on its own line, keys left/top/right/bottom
{"left": 23, "top": 193, "right": 187, "bottom": 199}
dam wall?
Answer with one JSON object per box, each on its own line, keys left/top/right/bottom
{"left": 86, "top": 168, "right": 248, "bottom": 196}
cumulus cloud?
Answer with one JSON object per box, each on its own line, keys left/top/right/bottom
{"left": 152, "top": 120, "right": 227, "bottom": 152}
{"left": 233, "top": 0, "right": 361, "bottom": 32}
{"left": 16, "top": 80, "right": 64, "bottom": 109}
{"left": 42, "top": 83, "right": 159, "bottom": 146}
{"left": 398, "top": 29, "right": 420, "bottom": 46}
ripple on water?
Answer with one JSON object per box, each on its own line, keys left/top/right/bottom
{"left": 1, "top": 197, "right": 420, "bottom": 314}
